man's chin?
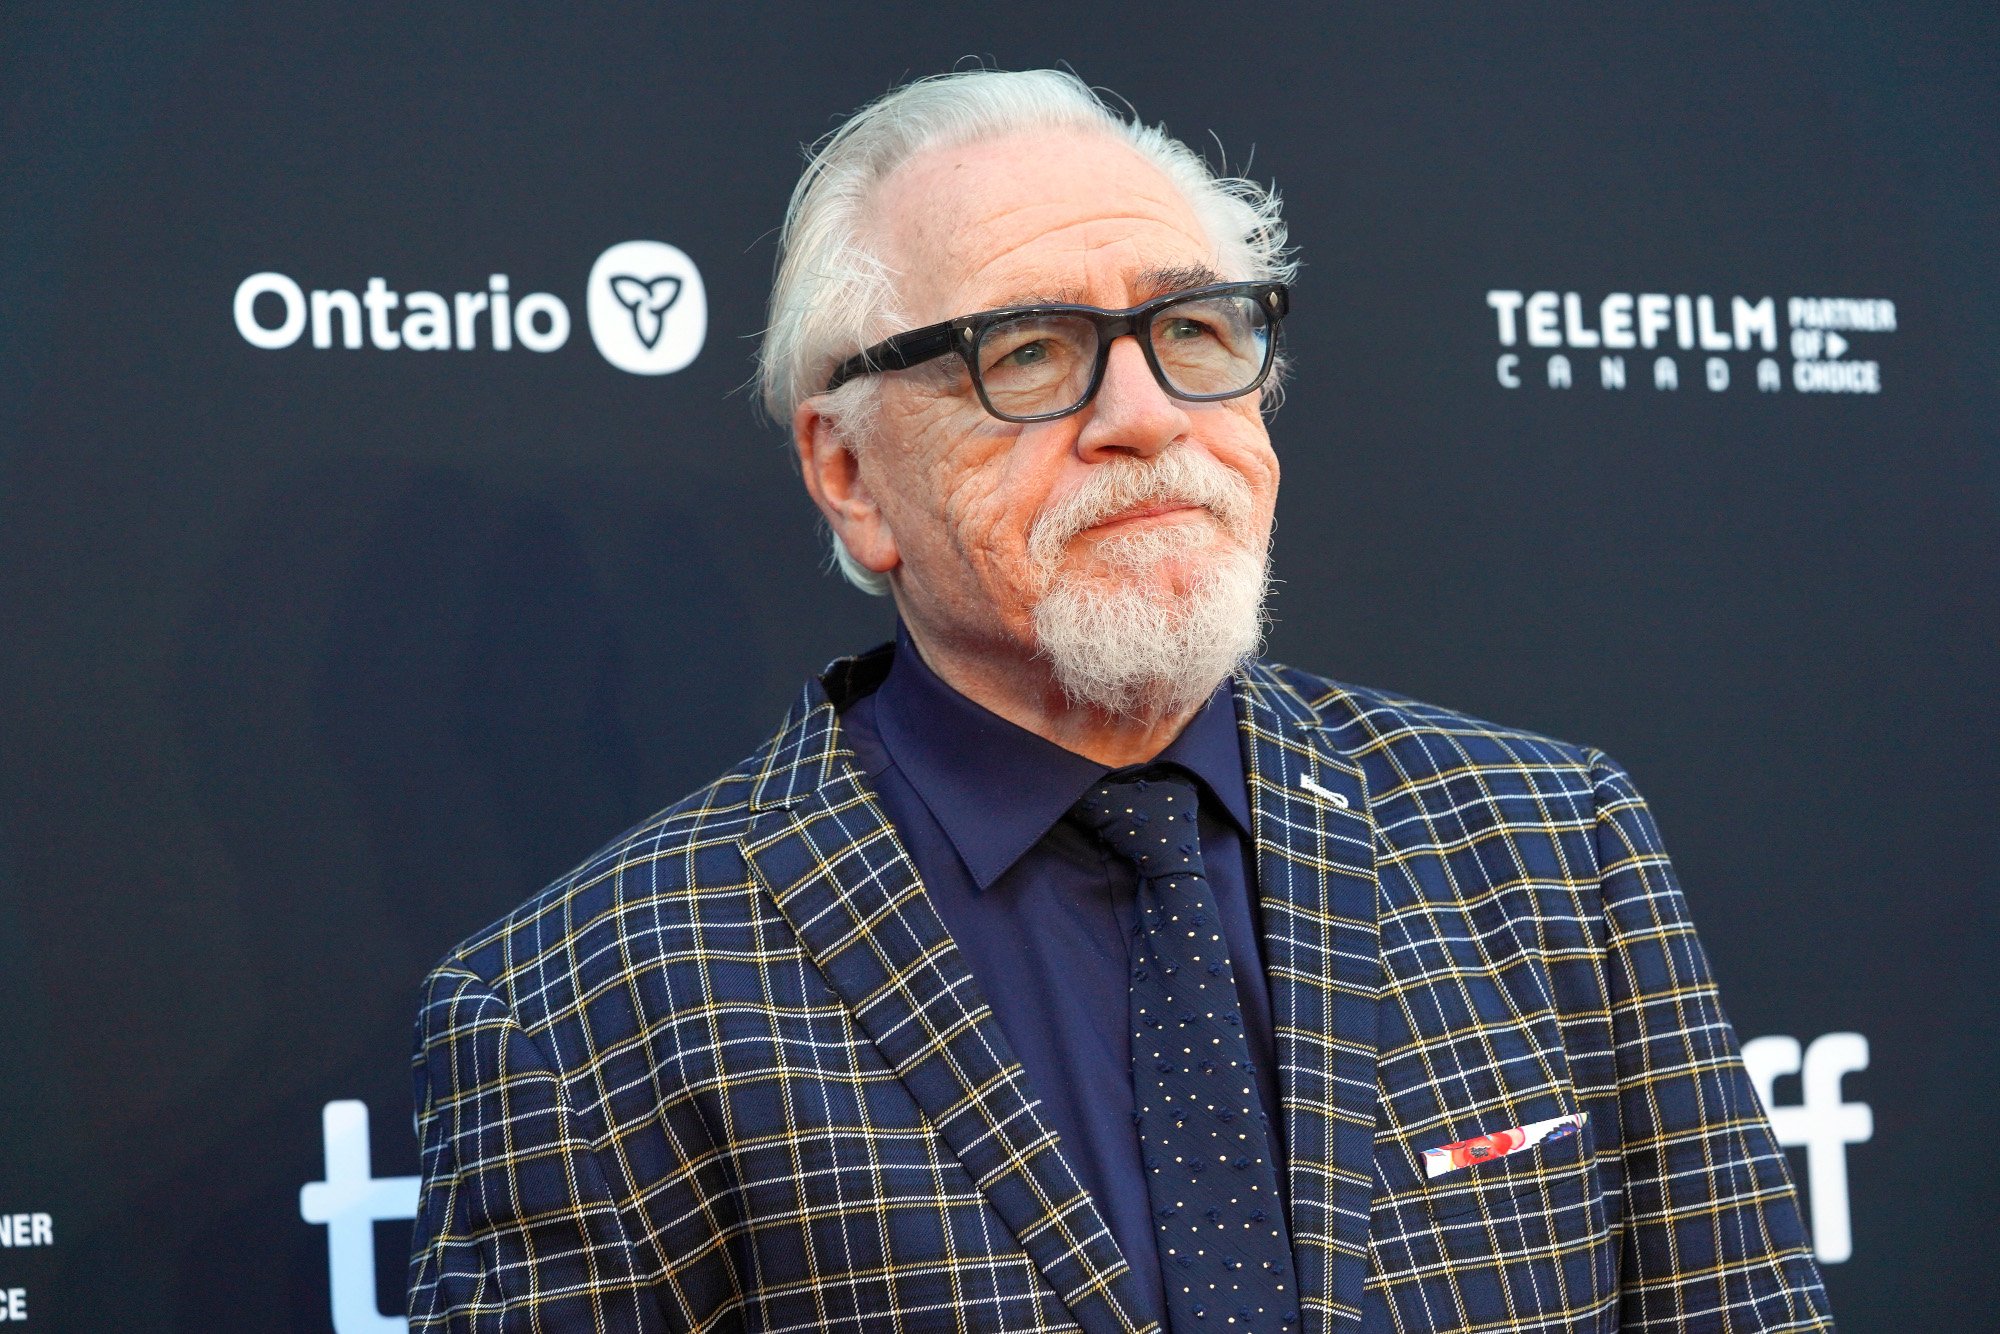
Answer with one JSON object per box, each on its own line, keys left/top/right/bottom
{"left": 1030, "top": 536, "right": 1270, "bottom": 719}
{"left": 1060, "top": 536, "right": 1240, "bottom": 597}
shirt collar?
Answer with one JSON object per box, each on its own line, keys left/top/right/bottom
{"left": 872, "top": 625, "right": 1251, "bottom": 891}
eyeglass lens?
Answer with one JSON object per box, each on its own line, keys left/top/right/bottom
{"left": 973, "top": 292, "right": 1272, "bottom": 420}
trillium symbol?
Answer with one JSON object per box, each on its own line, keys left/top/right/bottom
{"left": 610, "top": 274, "right": 684, "bottom": 349}
{"left": 588, "top": 241, "right": 705, "bottom": 374}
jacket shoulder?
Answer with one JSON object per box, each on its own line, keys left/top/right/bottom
{"left": 425, "top": 743, "right": 774, "bottom": 1011}
{"left": 1256, "top": 660, "right": 1603, "bottom": 781}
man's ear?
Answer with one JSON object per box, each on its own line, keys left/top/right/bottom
{"left": 794, "top": 399, "right": 900, "bottom": 577}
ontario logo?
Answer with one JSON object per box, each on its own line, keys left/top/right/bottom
{"left": 1485, "top": 289, "right": 1895, "bottom": 395}
{"left": 586, "top": 240, "right": 706, "bottom": 374}
{"left": 231, "top": 240, "right": 707, "bottom": 376}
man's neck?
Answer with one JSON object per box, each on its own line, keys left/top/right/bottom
{"left": 897, "top": 619, "right": 1206, "bottom": 769}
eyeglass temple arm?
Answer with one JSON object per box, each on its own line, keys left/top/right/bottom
{"left": 824, "top": 323, "right": 960, "bottom": 394}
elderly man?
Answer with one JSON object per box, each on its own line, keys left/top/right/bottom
{"left": 409, "top": 70, "right": 1832, "bottom": 1333}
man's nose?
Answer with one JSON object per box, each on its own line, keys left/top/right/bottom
{"left": 1073, "top": 334, "right": 1190, "bottom": 461}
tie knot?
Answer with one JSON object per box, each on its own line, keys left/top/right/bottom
{"left": 1072, "top": 770, "right": 1206, "bottom": 879}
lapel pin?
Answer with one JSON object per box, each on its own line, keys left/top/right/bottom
{"left": 1300, "top": 776, "right": 1351, "bottom": 809}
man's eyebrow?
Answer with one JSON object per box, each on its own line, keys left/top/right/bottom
{"left": 982, "top": 283, "right": 1088, "bottom": 310}
{"left": 976, "top": 265, "right": 1225, "bottom": 314}
{"left": 1133, "top": 264, "right": 1224, "bottom": 300}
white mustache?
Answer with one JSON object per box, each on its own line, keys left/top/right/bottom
{"left": 1027, "top": 447, "right": 1255, "bottom": 569}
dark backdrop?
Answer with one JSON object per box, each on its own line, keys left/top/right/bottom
{"left": 3, "top": 3, "right": 1994, "bottom": 1329}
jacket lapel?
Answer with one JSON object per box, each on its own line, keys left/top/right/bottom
{"left": 1234, "top": 665, "right": 1381, "bottom": 1332}
{"left": 740, "top": 663, "right": 1155, "bottom": 1334}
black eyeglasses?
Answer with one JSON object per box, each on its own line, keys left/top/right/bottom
{"left": 822, "top": 281, "right": 1289, "bottom": 424}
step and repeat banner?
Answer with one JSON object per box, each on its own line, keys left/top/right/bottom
{"left": 2, "top": 4, "right": 1993, "bottom": 1329}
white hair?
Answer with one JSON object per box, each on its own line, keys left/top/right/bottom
{"left": 758, "top": 68, "right": 1296, "bottom": 595}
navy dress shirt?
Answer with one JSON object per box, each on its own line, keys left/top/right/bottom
{"left": 839, "top": 631, "right": 1284, "bottom": 1326}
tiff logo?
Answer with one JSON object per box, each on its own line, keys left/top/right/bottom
{"left": 1741, "top": 1032, "right": 1872, "bottom": 1264}
{"left": 300, "top": 1100, "right": 418, "bottom": 1334}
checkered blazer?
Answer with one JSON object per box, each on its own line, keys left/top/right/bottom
{"left": 408, "top": 650, "right": 1831, "bottom": 1332}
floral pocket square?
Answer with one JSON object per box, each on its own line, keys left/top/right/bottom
{"left": 1422, "top": 1112, "right": 1587, "bottom": 1179}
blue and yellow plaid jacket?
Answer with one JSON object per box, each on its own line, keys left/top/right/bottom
{"left": 409, "top": 651, "right": 1832, "bottom": 1332}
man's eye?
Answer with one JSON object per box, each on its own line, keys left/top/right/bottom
{"left": 993, "top": 339, "right": 1050, "bottom": 368}
{"left": 1160, "top": 317, "right": 1212, "bottom": 341}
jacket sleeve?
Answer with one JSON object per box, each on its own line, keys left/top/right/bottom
{"left": 407, "top": 963, "right": 667, "bottom": 1333}
{"left": 1589, "top": 752, "right": 1836, "bottom": 1331}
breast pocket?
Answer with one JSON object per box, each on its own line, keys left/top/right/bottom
{"left": 1371, "top": 1094, "right": 1614, "bottom": 1330}
{"left": 1417, "top": 1105, "right": 1595, "bottom": 1222}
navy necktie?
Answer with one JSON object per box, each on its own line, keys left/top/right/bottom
{"left": 1073, "top": 770, "right": 1299, "bottom": 1331}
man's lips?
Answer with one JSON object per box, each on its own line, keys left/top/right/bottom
{"left": 1078, "top": 502, "right": 1208, "bottom": 535}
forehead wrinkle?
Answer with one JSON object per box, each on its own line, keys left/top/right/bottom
{"left": 954, "top": 216, "right": 1216, "bottom": 309}
{"left": 967, "top": 176, "right": 1189, "bottom": 231}
{"left": 959, "top": 209, "right": 1208, "bottom": 269}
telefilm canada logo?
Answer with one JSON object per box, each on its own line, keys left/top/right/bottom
{"left": 1485, "top": 289, "right": 1895, "bottom": 395}
{"left": 231, "top": 240, "right": 707, "bottom": 375}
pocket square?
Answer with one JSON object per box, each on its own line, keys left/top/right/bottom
{"left": 1422, "top": 1112, "right": 1587, "bottom": 1179}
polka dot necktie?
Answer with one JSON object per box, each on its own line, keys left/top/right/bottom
{"left": 1073, "top": 770, "right": 1300, "bottom": 1331}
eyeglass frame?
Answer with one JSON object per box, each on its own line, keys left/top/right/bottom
{"left": 820, "top": 280, "right": 1291, "bottom": 424}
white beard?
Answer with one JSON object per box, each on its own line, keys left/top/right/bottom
{"left": 1027, "top": 447, "right": 1271, "bottom": 719}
